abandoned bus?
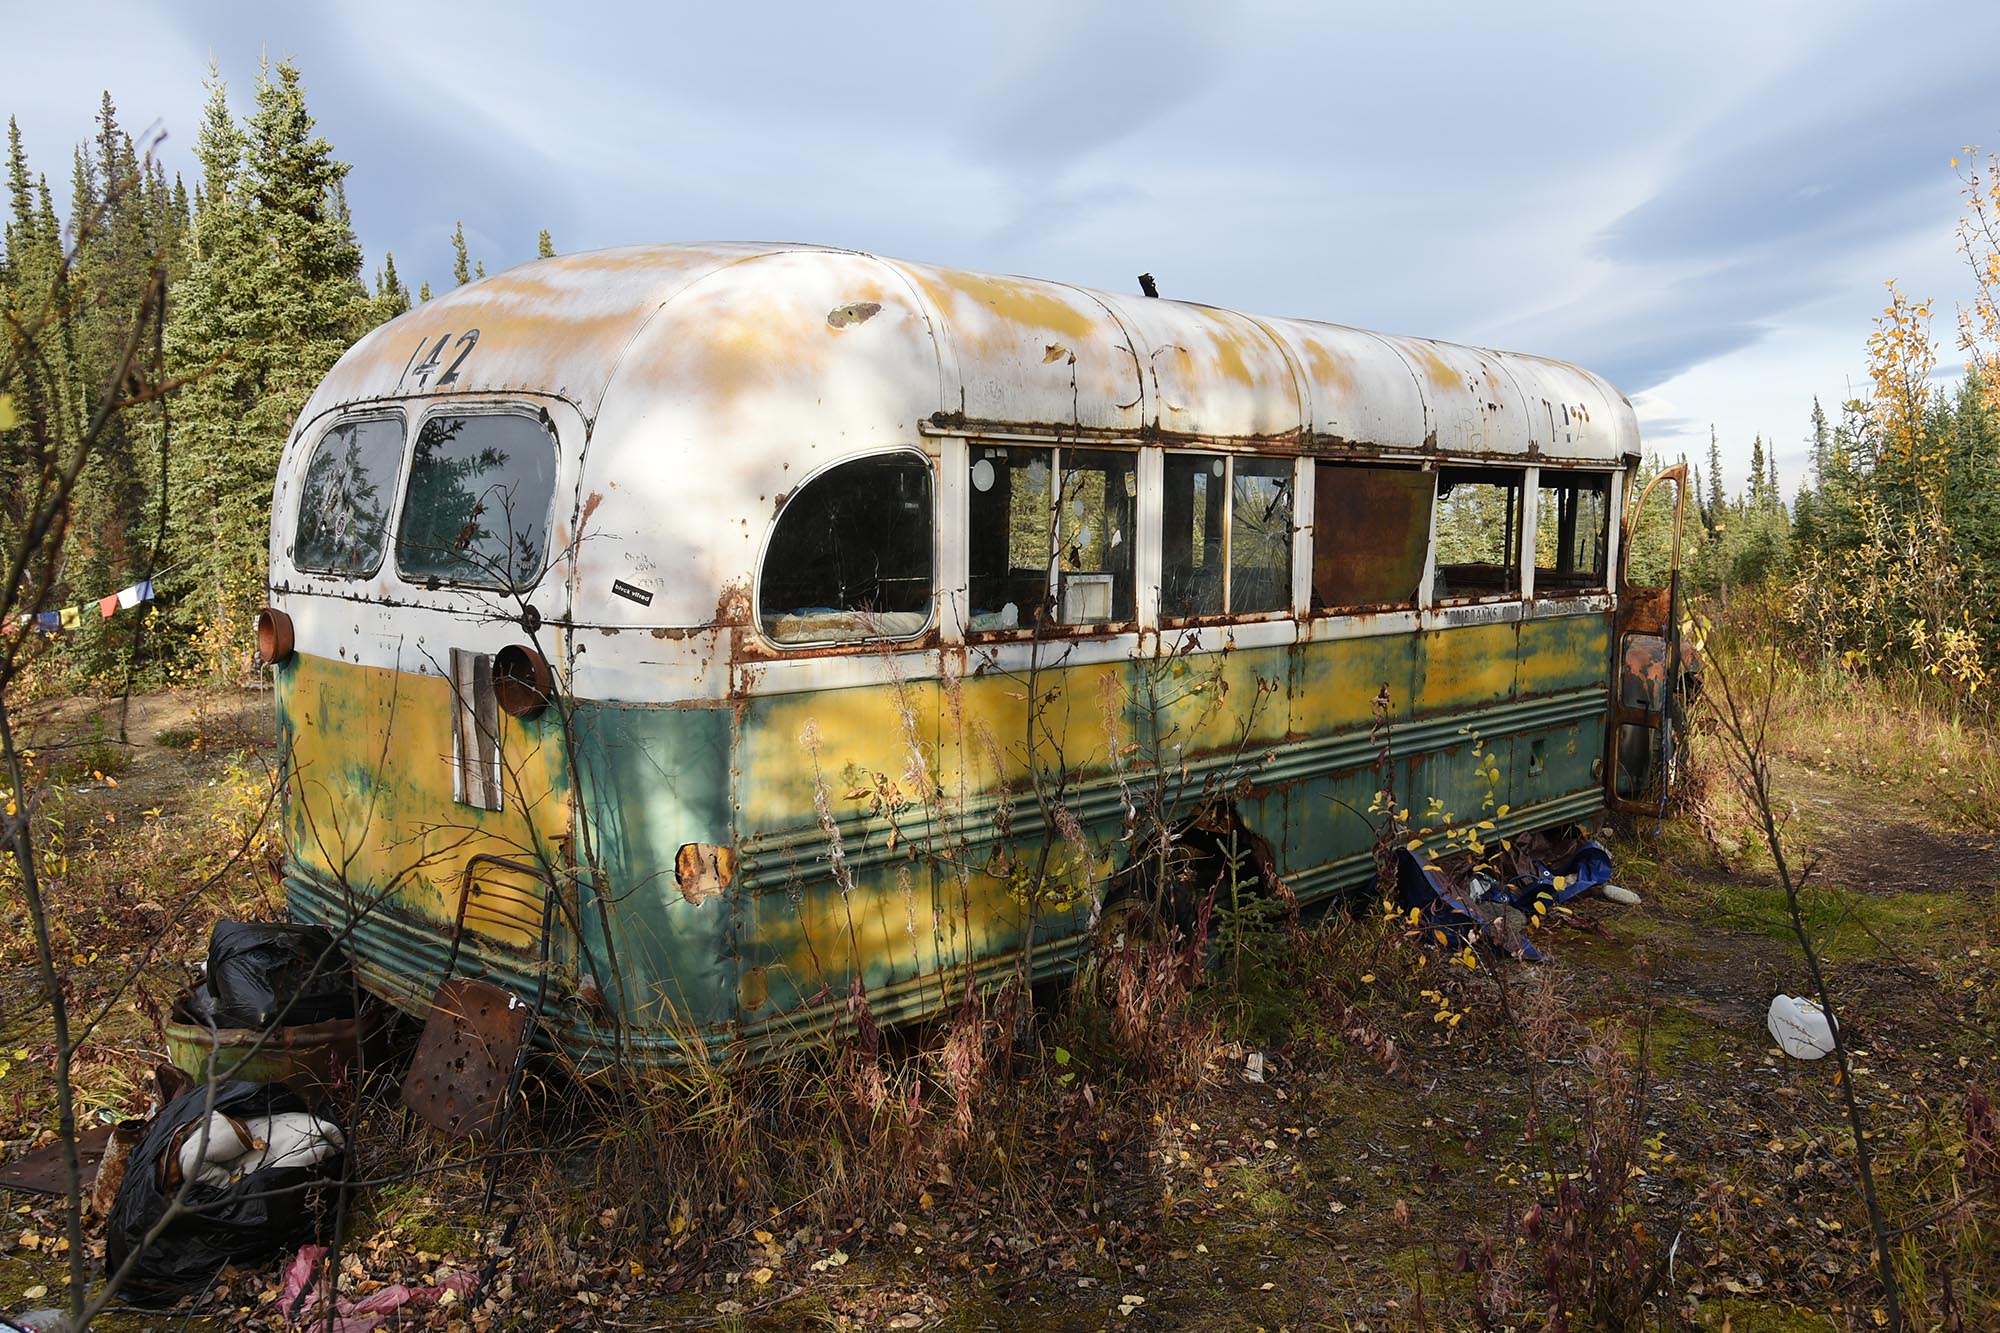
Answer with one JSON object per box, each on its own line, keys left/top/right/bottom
{"left": 261, "top": 243, "right": 1684, "bottom": 1068}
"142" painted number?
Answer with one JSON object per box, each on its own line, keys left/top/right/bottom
{"left": 400, "top": 329, "right": 480, "bottom": 390}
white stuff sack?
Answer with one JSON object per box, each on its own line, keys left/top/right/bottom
{"left": 1768, "top": 994, "right": 1838, "bottom": 1059}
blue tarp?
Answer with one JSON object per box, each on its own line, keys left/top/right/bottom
{"left": 1394, "top": 839, "right": 1613, "bottom": 961}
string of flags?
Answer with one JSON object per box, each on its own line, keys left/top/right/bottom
{"left": 9, "top": 579, "right": 155, "bottom": 634}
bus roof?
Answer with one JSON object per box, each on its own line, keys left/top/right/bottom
{"left": 299, "top": 242, "right": 1639, "bottom": 465}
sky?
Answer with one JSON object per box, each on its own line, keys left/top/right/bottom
{"left": 7, "top": 0, "right": 1998, "bottom": 493}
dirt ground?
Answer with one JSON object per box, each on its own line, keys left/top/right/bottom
{"left": 1, "top": 689, "right": 1996, "bottom": 1331}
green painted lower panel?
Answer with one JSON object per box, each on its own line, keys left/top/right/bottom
{"left": 282, "top": 614, "right": 1615, "bottom": 1070}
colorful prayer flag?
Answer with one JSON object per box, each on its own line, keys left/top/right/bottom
{"left": 99, "top": 594, "right": 118, "bottom": 618}
{"left": 59, "top": 606, "right": 80, "bottom": 630}
{"left": 37, "top": 612, "right": 60, "bottom": 631}
{"left": 117, "top": 583, "right": 143, "bottom": 609}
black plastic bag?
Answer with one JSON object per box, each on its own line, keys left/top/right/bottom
{"left": 203, "top": 921, "right": 354, "bottom": 1031}
{"left": 104, "top": 1080, "right": 344, "bottom": 1305}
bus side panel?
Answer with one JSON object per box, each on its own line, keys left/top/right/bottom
{"left": 567, "top": 702, "right": 739, "bottom": 1043}
{"left": 1276, "top": 632, "right": 1420, "bottom": 890}
{"left": 282, "top": 654, "right": 572, "bottom": 1000}
{"left": 1140, "top": 640, "right": 1293, "bottom": 758}
{"left": 1517, "top": 613, "right": 1612, "bottom": 699}
{"left": 732, "top": 678, "right": 948, "bottom": 1037}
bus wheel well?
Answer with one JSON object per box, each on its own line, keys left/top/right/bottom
{"left": 1105, "top": 801, "right": 1282, "bottom": 938}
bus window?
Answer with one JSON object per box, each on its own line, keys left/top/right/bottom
{"left": 1162, "top": 453, "right": 1224, "bottom": 617}
{"left": 1311, "top": 463, "right": 1431, "bottom": 610}
{"left": 1228, "top": 458, "right": 1292, "bottom": 615}
{"left": 1434, "top": 466, "right": 1523, "bottom": 601}
{"left": 1165, "top": 453, "right": 1292, "bottom": 619}
{"left": 759, "top": 452, "right": 934, "bottom": 644}
{"left": 1534, "top": 472, "right": 1611, "bottom": 594}
{"left": 1056, "top": 450, "right": 1136, "bottom": 625}
{"left": 968, "top": 445, "right": 1135, "bottom": 630}
{"left": 396, "top": 410, "right": 559, "bottom": 591}
{"left": 294, "top": 414, "right": 404, "bottom": 577}
{"left": 969, "top": 445, "right": 1053, "bottom": 631}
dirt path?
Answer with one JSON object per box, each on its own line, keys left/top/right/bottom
{"left": 1776, "top": 758, "right": 1999, "bottom": 896}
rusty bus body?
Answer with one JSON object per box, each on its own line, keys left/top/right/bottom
{"left": 265, "top": 243, "right": 1681, "bottom": 1068}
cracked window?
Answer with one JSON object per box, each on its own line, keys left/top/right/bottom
{"left": 293, "top": 415, "right": 404, "bottom": 577}
{"left": 396, "top": 411, "right": 558, "bottom": 591}
{"left": 1162, "top": 454, "right": 1293, "bottom": 619}
{"left": 759, "top": 452, "right": 933, "bottom": 644}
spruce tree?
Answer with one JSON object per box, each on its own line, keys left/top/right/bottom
{"left": 1809, "top": 396, "right": 1831, "bottom": 487}
{"left": 451, "top": 219, "right": 469, "bottom": 286}
{"left": 375, "top": 251, "right": 410, "bottom": 318}
{"left": 537, "top": 228, "right": 554, "bottom": 259}
{"left": 1705, "top": 426, "right": 1724, "bottom": 519}
{"left": 166, "top": 59, "right": 378, "bottom": 652}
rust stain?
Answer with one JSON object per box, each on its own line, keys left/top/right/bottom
{"left": 713, "top": 578, "right": 752, "bottom": 627}
{"left": 910, "top": 269, "right": 1101, "bottom": 345}
{"left": 826, "top": 301, "right": 882, "bottom": 329}
{"left": 675, "top": 842, "right": 737, "bottom": 905}
{"left": 579, "top": 490, "right": 604, "bottom": 529}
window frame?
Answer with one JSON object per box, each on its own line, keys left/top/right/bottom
{"left": 1530, "top": 467, "right": 1615, "bottom": 599}
{"left": 290, "top": 410, "right": 409, "bottom": 580}
{"left": 752, "top": 446, "right": 939, "bottom": 651}
{"left": 1431, "top": 464, "right": 1528, "bottom": 605}
{"left": 1158, "top": 449, "right": 1295, "bottom": 625}
{"left": 393, "top": 403, "right": 563, "bottom": 594}
{"left": 964, "top": 441, "right": 1141, "bottom": 638}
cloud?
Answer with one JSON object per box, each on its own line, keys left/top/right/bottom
{"left": 1598, "top": 72, "right": 1989, "bottom": 269}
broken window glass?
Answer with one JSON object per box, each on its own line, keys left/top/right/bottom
{"left": 1433, "top": 467, "right": 1524, "bottom": 600}
{"left": 968, "top": 445, "right": 1136, "bottom": 630}
{"left": 396, "top": 411, "right": 559, "bottom": 591}
{"left": 293, "top": 415, "right": 404, "bottom": 577}
{"left": 1228, "top": 458, "right": 1293, "bottom": 615}
{"left": 1311, "top": 463, "right": 1433, "bottom": 610}
{"left": 759, "top": 452, "right": 933, "bottom": 644}
{"left": 1162, "top": 454, "right": 1294, "bottom": 618}
{"left": 1534, "top": 472, "right": 1611, "bottom": 594}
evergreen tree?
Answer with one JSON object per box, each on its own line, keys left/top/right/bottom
{"left": 1748, "top": 434, "right": 1767, "bottom": 506}
{"left": 1809, "top": 396, "right": 1830, "bottom": 486}
{"left": 537, "top": 228, "right": 554, "bottom": 259}
{"left": 451, "top": 219, "right": 469, "bottom": 286}
{"left": 374, "top": 251, "right": 410, "bottom": 318}
{"left": 165, "top": 59, "right": 382, "bottom": 652}
{"left": 417, "top": 279, "right": 432, "bottom": 303}
{"left": 1705, "top": 426, "right": 1724, "bottom": 519}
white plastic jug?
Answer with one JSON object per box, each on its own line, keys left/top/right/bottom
{"left": 1768, "top": 994, "right": 1838, "bottom": 1059}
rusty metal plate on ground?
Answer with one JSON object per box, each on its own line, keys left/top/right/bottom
{"left": 0, "top": 1124, "right": 112, "bottom": 1196}
{"left": 400, "top": 978, "right": 531, "bottom": 1139}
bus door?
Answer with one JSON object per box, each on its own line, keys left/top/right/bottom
{"left": 1607, "top": 463, "right": 1688, "bottom": 812}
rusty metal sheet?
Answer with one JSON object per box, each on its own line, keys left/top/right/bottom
{"left": 401, "top": 978, "right": 531, "bottom": 1139}
{"left": 1312, "top": 463, "right": 1433, "bottom": 609}
{"left": 0, "top": 1124, "right": 112, "bottom": 1196}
